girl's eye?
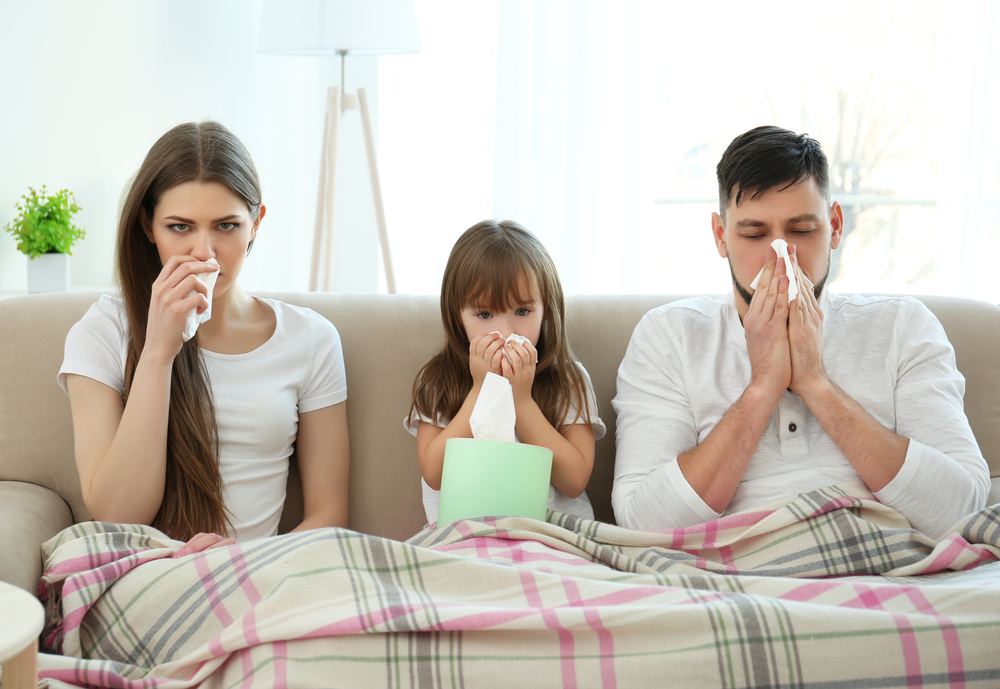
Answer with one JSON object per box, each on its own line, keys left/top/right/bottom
{"left": 476, "top": 311, "right": 492, "bottom": 320}
{"left": 168, "top": 224, "right": 189, "bottom": 232}
{"left": 515, "top": 308, "right": 530, "bottom": 316}
{"left": 218, "top": 222, "right": 239, "bottom": 231}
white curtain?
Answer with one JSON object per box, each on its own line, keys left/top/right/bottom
{"left": 937, "top": 0, "right": 1000, "bottom": 304}
{"left": 492, "top": 0, "right": 648, "bottom": 294}
{"left": 379, "top": 1, "right": 1000, "bottom": 301}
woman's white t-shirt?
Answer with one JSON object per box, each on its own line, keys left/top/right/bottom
{"left": 404, "top": 363, "right": 606, "bottom": 525}
{"left": 58, "top": 295, "right": 347, "bottom": 541}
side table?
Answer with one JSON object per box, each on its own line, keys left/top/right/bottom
{"left": 0, "top": 580, "right": 44, "bottom": 689}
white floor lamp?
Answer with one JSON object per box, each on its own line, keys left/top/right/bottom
{"left": 259, "top": 0, "right": 421, "bottom": 293}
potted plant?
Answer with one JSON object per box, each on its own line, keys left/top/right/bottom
{"left": 4, "top": 186, "right": 85, "bottom": 293}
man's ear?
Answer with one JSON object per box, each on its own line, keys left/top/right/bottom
{"left": 829, "top": 200, "right": 844, "bottom": 250}
{"left": 712, "top": 212, "right": 728, "bottom": 258}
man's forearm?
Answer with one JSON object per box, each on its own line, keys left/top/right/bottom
{"left": 677, "top": 383, "right": 780, "bottom": 513}
{"left": 799, "top": 378, "right": 908, "bottom": 492}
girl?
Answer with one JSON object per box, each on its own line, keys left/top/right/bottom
{"left": 59, "top": 122, "right": 349, "bottom": 555}
{"left": 406, "top": 219, "right": 605, "bottom": 524}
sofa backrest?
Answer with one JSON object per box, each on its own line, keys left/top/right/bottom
{"left": 264, "top": 292, "right": 676, "bottom": 538}
{"left": 2, "top": 292, "right": 998, "bottom": 543}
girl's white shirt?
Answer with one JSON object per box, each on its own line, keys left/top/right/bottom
{"left": 58, "top": 295, "right": 347, "bottom": 541}
{"left": 404, "top": 362, "right": 606, "bottom": 525}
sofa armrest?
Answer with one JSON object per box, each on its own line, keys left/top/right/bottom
{"left": 0, "top": 481, "right": 74, "bottom": 593}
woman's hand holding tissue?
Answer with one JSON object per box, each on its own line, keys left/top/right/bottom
{"left": 145, "top": 255, "right": 220, "bottom": 362}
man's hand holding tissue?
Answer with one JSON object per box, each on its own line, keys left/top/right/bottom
{"left": 786, "top": 252, "right": 828, "bottom": 402}
{"left": 743, "top": 245, "right": 792, "bottom": 403}
{"left": 146, "top": 255, "right": 220, "bottom": 363}
{"left": 742, "top": 244, "right": 905, "bottom": 493}
{"left": 743, "top": 243, "right": 830, "bottom": 405}
{"left": 675, "top": 244, "right": 827, "bottom": 514}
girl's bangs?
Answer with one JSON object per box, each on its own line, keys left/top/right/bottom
{"left": 463, "top": 262, "right": 538, "bottom": 313}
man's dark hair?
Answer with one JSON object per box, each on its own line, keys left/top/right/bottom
{"left": 717, "top": 125, "right": 830, "bottom": 219}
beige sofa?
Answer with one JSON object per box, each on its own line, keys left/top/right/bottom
{"left": 2, "top": 291, "right": 999, "bottom": 594}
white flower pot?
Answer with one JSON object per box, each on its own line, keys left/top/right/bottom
{"left": 27, "top": 253, "right": 69, "bottom": 293}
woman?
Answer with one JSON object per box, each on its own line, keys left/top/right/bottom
{"left": 59, "top": 121, "right": 349, "bottom": 555}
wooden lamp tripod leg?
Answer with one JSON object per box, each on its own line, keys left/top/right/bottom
{"left": 309, "top": 86, "right": 342, "bottom": 292}
{"left": 358, "top": 87, "right": 397, "bottom": 294}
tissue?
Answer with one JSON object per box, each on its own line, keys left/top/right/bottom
{"left": 469, "top": 372, "right": 517, "bottom": 443}
{"left": 749, "top": 239, "right": 799, "bottom": 302}
{"left": 182, "top": 258, "right": 219, "bottom": 342}
{"left": 489, "top": 331, "right": 529, "bottom": 366}
{"left": 497, "top": 332, "right": 528, "bottom": 347}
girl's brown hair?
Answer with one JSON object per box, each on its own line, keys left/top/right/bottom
{"left": 117, "top": 121, "right": 262, "bottom": 540}
{"left": 410, "top": 219, "right": 594, "bottom": 431}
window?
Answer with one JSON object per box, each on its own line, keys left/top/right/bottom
{"left": 380, "top": 1, "right": 999, "bottom": 302}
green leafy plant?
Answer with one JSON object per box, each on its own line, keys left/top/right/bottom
{"left": 4, "top": 186, "right": 85, "bottom": 259}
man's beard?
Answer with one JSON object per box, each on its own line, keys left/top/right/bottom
{"left": 730, "top": 250, "right": 831, "bottom": 306}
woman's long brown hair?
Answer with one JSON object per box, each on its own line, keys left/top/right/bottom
{"left": 117, "top": 121, "right": 262, "bottom": 540}
{"left": 410, "top": 220, "right": 595, "bottom": 432}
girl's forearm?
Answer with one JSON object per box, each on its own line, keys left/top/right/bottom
{"left": 514, "top": 400, "right": 593, "bottom": 498}
{"left": 418, "top": 386, "right": 480, "bottom": 489}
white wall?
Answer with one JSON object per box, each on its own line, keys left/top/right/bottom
{"left": 0, "top": 0, "right": 380, "bottom": 294}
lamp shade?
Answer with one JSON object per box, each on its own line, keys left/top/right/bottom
{"left": 258, "top": 0, "right": 422, "bottom": 56}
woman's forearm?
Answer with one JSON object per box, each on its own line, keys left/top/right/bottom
{"left": 72, "top": 350, "right": 174, "bottom": 525}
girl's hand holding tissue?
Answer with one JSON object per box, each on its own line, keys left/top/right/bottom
{"left": 468, "top": 332, "right": 506, "bottom": 389}
{"left": 500, "top": 337, "right": 538, "bottom": 406}
{"left": 146, "top": 255, "right": 220, "bottom": 361}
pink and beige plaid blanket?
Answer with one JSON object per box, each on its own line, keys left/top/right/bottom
{"left": 35, "top": 482, "right": 1000, "bottom": 688}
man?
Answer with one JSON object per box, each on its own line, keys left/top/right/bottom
{"left": 611, "top": 125, "right": 989, "bottom": 539}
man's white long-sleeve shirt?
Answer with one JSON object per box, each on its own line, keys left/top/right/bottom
{"left": 611, "top": 291, "right": 989, "bottom": 539}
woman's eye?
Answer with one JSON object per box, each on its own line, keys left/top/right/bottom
{"left": 476, "top": 312, "right": 492, "bottom": 320}
{"left": 169, "top": 224, "right": 189, "bottom": 232}
{"left": 218, "top": 222, "right": 239, "bottom": 231}
{"left": 515, "top": 308, "right": 530, "bottom": 316}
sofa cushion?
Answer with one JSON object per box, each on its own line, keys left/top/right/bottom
{"left": 0, "top": 293, "right": 97, "bottom": 524}
{"left": 0, "top": 481, "right": 73, "bottom": 591}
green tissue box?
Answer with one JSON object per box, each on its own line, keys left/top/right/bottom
{"left": 437, "top": 438, "right": 553, "bottom": 525}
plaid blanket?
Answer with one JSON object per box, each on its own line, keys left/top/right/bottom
{"left": 35, "top": 482, "right": 1000, "bottom": 688}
